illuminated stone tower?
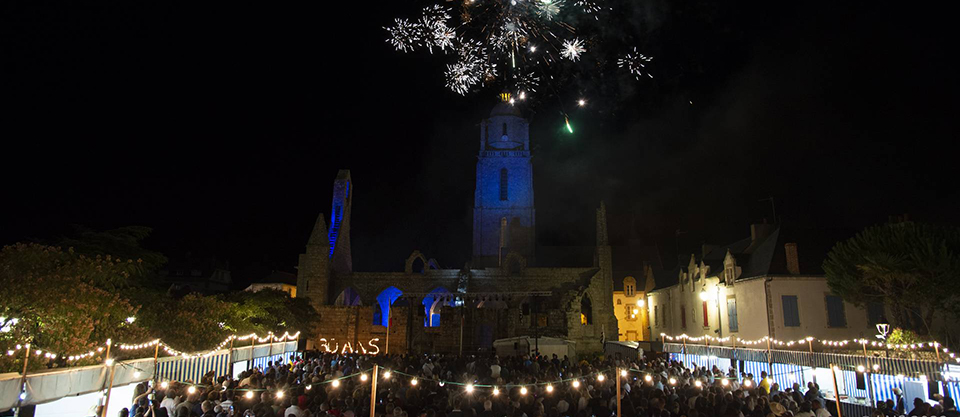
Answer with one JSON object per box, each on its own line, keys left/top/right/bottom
{"left": 472, "top": 100, "right": 535, "bottom": 267}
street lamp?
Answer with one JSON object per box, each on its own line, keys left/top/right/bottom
{"left": 699, "top": 285, "right": 723, "bottom": 338}
{"left": 876, "top": 316, "right": 890, "bottom": 358}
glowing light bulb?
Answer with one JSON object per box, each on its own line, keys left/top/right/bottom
{"left": 411, "top": 378, "right": 418, "bottom": 386}
{"left": 276, "top": 391, "right": 284, "bottom": 399}
{"left": 105, "top": 359, "right": 115, "bottom": 366}
{"left": 694, "top": 380, "right": 702, "bottom": 388}
{"left": 331, "top": 380, "right": 340, "bottom": 388}
{"left": 187, "top": 386, "right": 197, "bottom": 394}
{"left": 669, "top": 377, "right": 677, "bottom": 385}
{"left": 160, "top": 381, "right": 169, "bottom": 389}
{"left": 857, "top": 365, "right": 865, "bottom": 373}
{"left": 743, "top": 380, "right": 752, "bottom": 387}
{"left": 632, "top": 309, "right": 639, "bottom": 315}
{"left": 546, "top": 384, "right": 554, "bottom": 393}
{"left": 572, "top": 380, "right": 580, "bottom": 388}
{"left": 245, "top": 391, "right": 254, "bottom": 399}
{"left": 306, "top": 385, "right": 312, "bottom": 390}
{"left": 644, "top": 375, "right": 652, "bottom": 382}
{"left": 529, "top": 45, "right": 537, "bottom": 52}
{"left": 520, "top": 387, "right": 528, "bottom": 395}
{"left": 620, "top": 369, "right": 628, "bottom": 377}
{"left": 872, "top": 364, "right": 880, "bottom": 371}
{"left": 721, "top": 378, "right": 729, "bottom": 386}
{"left": 361, "top": 374, "right": 368, "bottom": 382}
{"left": 493, "top": 387, "right": 500, "bottom": 396}
{"left": 466, "top": 384, "right": 474, "bottom": 393}
{"left": 597, "top": 374, "right": 605, "bottom": 382}
{"left": 577, "top": 99, "right": 586, "bottom": 107}
{"left": 383, "top": 371, "right": 391, "bottom": 379}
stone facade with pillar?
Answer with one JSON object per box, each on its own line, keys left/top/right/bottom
{"left": 296, "top": 101, "right": 618, "bottom": 356}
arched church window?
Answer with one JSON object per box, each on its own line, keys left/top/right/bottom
{"left": 502, "top": 122, "right": 508, "bottom": 137}
{"left": 580, "top": 295, "right": 593, "bottom": 325}
{"left": 500, "top": 168, "right": 508, "bottom": 200}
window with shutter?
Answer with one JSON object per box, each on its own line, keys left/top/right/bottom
{"left": 702, "top": 301, "right": 709, "bottom": 327}
{"left": 782, "top": 295, "right": 800, "bottom": 327}
{"left": 826, "top": 295, "right": 847, "bottom": 327}
{"left": 727, "top": 297, "right": 739, "bottom": 332}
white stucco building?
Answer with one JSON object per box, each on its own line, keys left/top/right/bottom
{"left": 647, "top": 224, "right": 885, "bottom": 342}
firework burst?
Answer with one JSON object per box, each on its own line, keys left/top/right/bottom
{"left": 386, "top": 0, "right": 653, "bottom": 98}
{"left": 618, "top": 47, "right": 653, "bottom": 80}
{"left": 560, "top": 38, "right": 586, "bottom": 61}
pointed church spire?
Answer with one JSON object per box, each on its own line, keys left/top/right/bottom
{"left": 596, "top": 201, "right": 609, "bottom": 246}
{"left": 307, "top": 212, "right": 329, "bottom": 246}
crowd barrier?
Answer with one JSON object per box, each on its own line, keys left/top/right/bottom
{"left": 665, "top": 342, "right": 960, "bottom": 414}
{"left": 1, "top": 341, "right": 297, "bottom": 412}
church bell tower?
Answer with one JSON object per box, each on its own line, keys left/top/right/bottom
{"left": 472, "top": 98, "right": 535, "bottom": 267}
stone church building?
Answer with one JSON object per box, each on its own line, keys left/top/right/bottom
{"left": 296, "top": 101, "right": 622, "bottom": 356}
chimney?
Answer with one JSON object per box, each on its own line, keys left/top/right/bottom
{"left": 785, "top": 243, "right": 799, "bottom": 274}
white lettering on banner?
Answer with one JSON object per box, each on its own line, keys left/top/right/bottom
{"left": 318, "top": 338, "right": 381, "bottom": 354}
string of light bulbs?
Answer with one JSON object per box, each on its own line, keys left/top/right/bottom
{"left": 4, "top": 331, "right": 302, "bottom": 364}
{"left": 659, "top": 333, "right": 950, "bottom": 353}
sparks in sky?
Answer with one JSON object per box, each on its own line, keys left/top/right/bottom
{"left": 561, "top": 38, "right": 586, "bottom": 61}
{"left": 385, "top": 1, "right": 616, "bottom": 97}
{"left": 618, "top": 47, "right": 654, "bottom": 80}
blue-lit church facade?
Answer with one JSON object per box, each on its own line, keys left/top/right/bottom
{"left": 296, "top": 101, "right": 619, "bottom": 355}
{"left": 472, "top": 102, "right": 536, "bottom": 267}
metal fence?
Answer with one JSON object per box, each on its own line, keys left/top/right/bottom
{"left": 665, "top": 342, "right": 958, "bottom": 411}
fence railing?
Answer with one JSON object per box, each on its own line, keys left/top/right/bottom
{"left": 665, "top": 342, "right": 960, "bottom": 411}
{"left": 0, "top": 341, "right": 297, "bottom": 411}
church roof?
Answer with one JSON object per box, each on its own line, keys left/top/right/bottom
{"left": 490, "top": 101, "right": 523, "bottom": 117}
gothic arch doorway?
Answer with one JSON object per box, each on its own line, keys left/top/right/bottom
{"left": 333, "top": 287, "right": 362, "bottom": 306}
{"left": 373, "top": 286, "right": 403, "bottom": 326}
{"left": 422, "top": 287, "right": 453, "bottom": 327}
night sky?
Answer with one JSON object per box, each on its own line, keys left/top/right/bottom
{"left": 1, "top": 1, "right": 955, "bottom": 286}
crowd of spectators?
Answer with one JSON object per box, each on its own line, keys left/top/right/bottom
{"left": 122, "top": 352, "right": 959, "bottom": 417}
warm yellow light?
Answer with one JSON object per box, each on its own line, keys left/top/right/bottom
{"left": 546, "top": 384, "right": 554, "bottom": 393}
{"left": 276, "top": 391, "right": 284, "bottom": 399}
{"left": 493, "top": 387, "right": 500, "bottom": 396}
{"left": 700, "top": 290, "right": 710, "bottom": 301}
{"left": 743, "top": 379, "right": 752, "bottom": 387}
{"left": 411, "top": 378, "right": 418, "bottom": 386}
{"left": 360, "top": 374, "right": 368, "bottom": 382}
{"left": 465, "top": 384, "right": 474, "bottom": 393}
{"left": 306, "top": 385, "right": 312, "bottom": 390}
{"left": 694, "top": 380, "right": 702, "bottom": 388}
{"left": 644, "top": 375, "right": 652, "bottom": 382}
{"left": 669, "top": 377, "right": 677, "bottom": 385}
{"left": 632, "top": 309, "right": 639, "bottom": 315}
{"left": 187, "top": 386, "right": 197, "bottom": 394}
{"left": 857, "top": 365, "right": 865, "bottom": 373}
{"left": 597, "top": 374, "right": 605, "bottom": 382}
{"left": 572, "top": 380, "right": 580, "bottom": 388}
{"left": 620, "top": 369, "right": 628, "bottom": 377}
{"left": 872, "top": 364, "right": 880, "bottom": 371}
{"left": 105, "top": 358, "right": 115, "bottom": 366}
{"left": 383, "top": 371, "right": 391, "bottom": 379}
{"left": 520, "top": 387, "right": 528, "bottom": 395}
{"left": 637, "top": 299, "right": 645, "bottom": 308}
{"left": 160, "top": 381, "right": 169, "bottom": 389}
{"left": 331, "top": 380, "right": 340, "bottom": 388}
{"left": 721, "top": 378, "right": 729, "bottom": 386}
